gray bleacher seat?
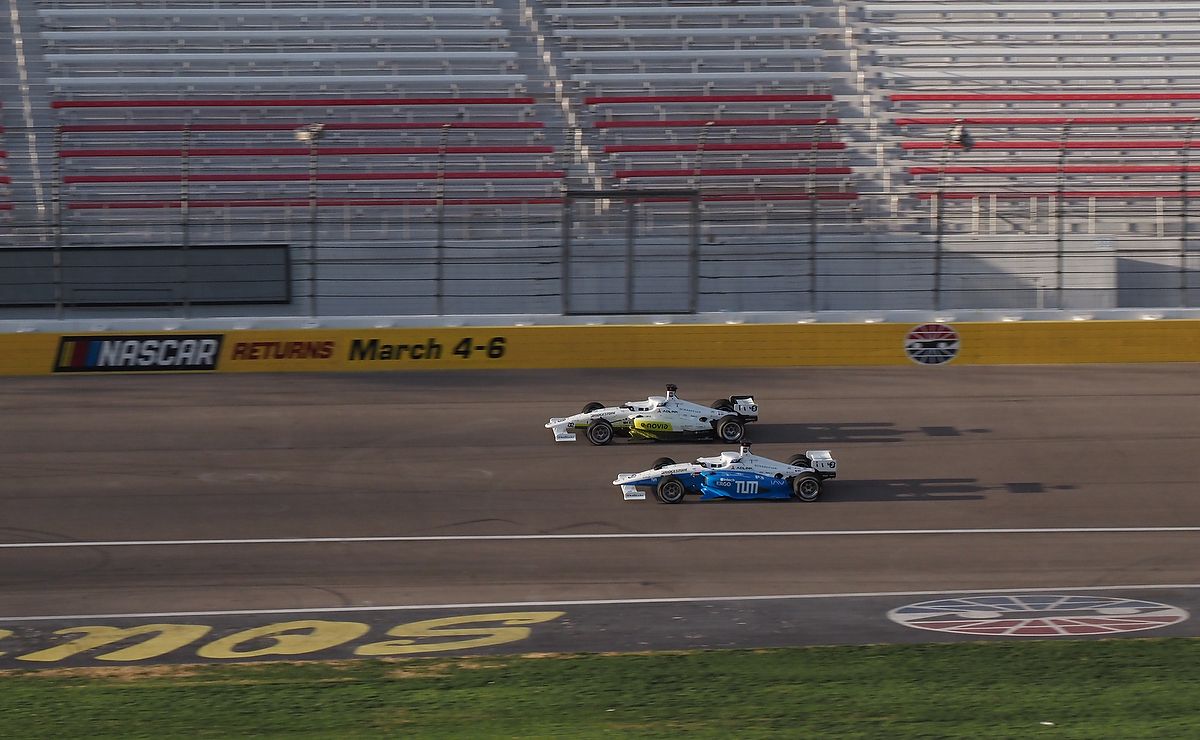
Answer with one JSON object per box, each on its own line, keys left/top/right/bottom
{"left": 864, "top": 2, "right": 1199, "bottom": 17}
{"left": 878, "top": 67, "right": 1200, "bottom": 80}
{"left": 555, "top": 27, "right": 826, "bottom": 39}
{"left": 46, "top": 51, "right": 518, "bottom": 63}
{"left": 40, "top": 8, "right": 501, "bottom": 19}
{"left": 43, "top": 29, "right": 509, "bottom": 41}
{"left": 868, "top": 23, "right": 1200, "bottom": 36}
{"left": 576, "top": 71, "right": 833, "bottom": 83}
{"left": 51, "top": 74, "right": 528, "bottom": 87}
{"left": 564, "top": 49, "right": 824, "bottom": 61}
{"left": 550, "top": 6, "right": 817, "bottom": 18}
{"left": 871, "top": 45, "right": 1200, "bottom": 58}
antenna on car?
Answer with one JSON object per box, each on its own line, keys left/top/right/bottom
{"left": 665, "top": 384, "right": 678, "bottom": 398}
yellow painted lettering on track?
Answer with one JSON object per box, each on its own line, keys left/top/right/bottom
{"left": 0, "top": 628, "right": 11, "bottom": 656}
{"left": 17, "top": 624, "right": 212, "bottom": 663}
{"left": 354, "top": 611, "right": 566, "bottom": 656}
{"left": 195, "top": 619, "right": 370, "bottom": 659}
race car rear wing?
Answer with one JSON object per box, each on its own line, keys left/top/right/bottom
{"left": 806, "top": 449, "right": 837, "bottom": 478}
{"left": 731, "top": 395, "right": 758, "bottom": 420}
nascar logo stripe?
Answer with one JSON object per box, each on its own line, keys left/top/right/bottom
{"left": 53, "top": 334, "right": 223, "bottom": 373}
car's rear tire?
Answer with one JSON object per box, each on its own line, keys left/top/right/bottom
{"left": 711, "top": 399, "right": 734, "bottom": 413}
{"left": 582, "top": 402, "right": 604, "bottom": 413}
{"left": 654, "top": 475, "right": 687, "bottom": 504}
{"left": 791, "top": 473, "right": 822, "bottom": 502}
{"left": 787, "top": 454, "right": 812, "bottom": 468}
{"left": 586, "top": 418, "right": 614, "bottom": 446}
{"left": 651, "top": 457, "right": 675, "bottom": 470}
{"left": 716, "top": 416, "right": 745, "bottom": 443}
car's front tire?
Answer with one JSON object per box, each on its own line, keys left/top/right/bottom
{"left": 582, "top": 402, "right": 605, "bottom": 413}
{"left": 651, "top": 457, "right": 675, "bottom": 470}
{"left": 716, "top": 416, "right": 745, "bottom": 443}
{"left": 654, "top": 475, "right": 687, "bottom": 504}
{"left": 586, "top": 417, "right": 614, "bottom": 446}
{"left": 791, "top": 473, "right": 822, "bottom": 502}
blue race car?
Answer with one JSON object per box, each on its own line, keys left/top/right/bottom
{"left": 613, "top": 443, "right": 837, "bottom": 504}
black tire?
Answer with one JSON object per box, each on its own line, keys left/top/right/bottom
{"left": 716, "top": 416, "right": 745, "bottom": 443}
{"left": 654, "top": 475, "right": 687, "bottom": 504}
{"left": 651, "top": 457, "right": 676, "bottom": 470}
{"left": 791, "top": 473, "right": 822, "bottom": 502}
{"left": 711, "top": 399, "right": 735, "bottom": 413}
{"left": 582, "top": 402, "right": 605, "bottom": 413}
{"left": 586, "top": 417, "right": 614, "bottom": 446}
{"left": 787, "top": 454, "right": 812, "bottom": 468}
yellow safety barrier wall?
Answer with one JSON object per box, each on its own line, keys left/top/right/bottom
{"left": 2, "top": 320, "right": 1200, "bottom": 376}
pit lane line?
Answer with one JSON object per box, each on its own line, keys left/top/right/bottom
{"left": 2, "top": 583, "right": 1198, "bottom": 623}
{"left": 0, "top": 525, "right": 1198, "bottom": 549}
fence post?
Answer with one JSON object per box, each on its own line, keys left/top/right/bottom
{"left": 180, "top": 123, "right": 191, "bottom": 317}
{"left": 294, "top": 123, "right": 325, "bottom": 317}
{"left": 1182, "top": 119, "right": 1197, "bottom": 307}
{"left": 1056, "top": 120, "right": 1073, "bottom": 309}
{"left": 935, "top": 119, "right": 969, "bottom": 310}
{"left": 52, "top": 125, "right": 64, "bottom": 318}
{"left": 689, "top": 192, "right": 700, "bottom": 313}
{"left": 436, "top": 123, "right": 450, "bottom": 316}
{"left": 561, "top": 193, "right": 572, "bottom": 315}
{"left": 808, "top": 119, "right": 826, "bottom": 310}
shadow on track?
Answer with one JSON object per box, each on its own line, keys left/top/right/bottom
{"left": 751, "top": 422, "right": 906, "bottom": 444}
{"left": 826, "top": 479, "right": 1075, "bottom": 502}
{"left": 751, "top": 423, "right": 995, "bottom": 445}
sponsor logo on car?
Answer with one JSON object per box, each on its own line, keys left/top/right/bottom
{"left": 54, "top": 334, "right": 223, "bottom": 373}
{"left": 634, "top": 420, "right": 673, "bottom": 431}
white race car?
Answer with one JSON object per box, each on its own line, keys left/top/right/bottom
{"left": 614, "top": 443, "right": 838, "bottom": 503}
{"left": 545, "top": 384, "right": 758, "bottom": 446}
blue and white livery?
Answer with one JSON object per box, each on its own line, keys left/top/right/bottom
{"left": 614, "top": 443, "right": 837, "bottom": 504}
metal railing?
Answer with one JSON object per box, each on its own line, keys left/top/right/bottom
{"left": 0, "top": 123, "right": 1196, "bottom": 317}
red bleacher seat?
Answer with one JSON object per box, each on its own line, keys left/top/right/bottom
{"left": 54, "top": 96, "right": 561, "bottom": 215}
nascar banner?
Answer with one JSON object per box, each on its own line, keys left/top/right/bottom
{"left": 1, "top": 320, "right": 1200, "bottom": 376}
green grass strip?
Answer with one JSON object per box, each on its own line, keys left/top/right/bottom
{"left": 2, "top": 639, "right": 1199, "bottom": 739}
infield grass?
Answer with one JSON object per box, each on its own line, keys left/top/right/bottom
{"left": 2, "top": 639, "right": 1198, "bottom": 739}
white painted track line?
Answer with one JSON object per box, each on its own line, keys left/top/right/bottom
{"left": 1, "top": 583, "right": 1197, "bottom": 622}
{"left": 0, "top": 526, "right": 1198, "bottom": 549}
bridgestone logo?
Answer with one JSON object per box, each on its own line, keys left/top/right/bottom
{"left": 54, "top": 334, "right": 223, "bottom": 372}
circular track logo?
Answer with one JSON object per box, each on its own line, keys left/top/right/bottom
{"left": 888, "top": 594, "right": 1189, "bottom": 637}
{"left": 905, "top": 323, "right": 959, "bottom": 365}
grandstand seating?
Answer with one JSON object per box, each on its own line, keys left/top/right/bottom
{"left": 536, "top": 2, "right": 858, "bottom": 227}
{"left": 543, "top": 3, "right": 838, "bottom": 93}
{"left": 29, "top": 0, "right": 565, "bottom": 248}
{"left": 39, "top": 3, "right": 524, "bottom": 96}
{"left": 3, "top": 0, "right": 1200, "bottom": 313}
{"left": 588, "top": 94, "right": 856, "bottom": 225}
{"left": 0, "top": 105, "right": 10, "bottom": 218}
{"left": 889, "top": 94, "right": 1200, "bottom": 237}
{"left": 53, "top": 96, "right": 563, "bottom": 242}
{"left": 861, "top": 1, "right": 1200, "bottom": 237}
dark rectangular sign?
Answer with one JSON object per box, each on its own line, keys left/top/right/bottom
{"left": 54, "top": 334, "right": 223, "bottom": 373}
{"left": 0, "top": 245, "right": 290, "bottom": 307}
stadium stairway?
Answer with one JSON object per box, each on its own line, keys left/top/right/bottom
{"left": 3, "top": 0, "right": 56, "bottom": 247}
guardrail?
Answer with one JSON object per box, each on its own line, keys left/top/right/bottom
{"left": 4, "top": 312, "right": 1200, "bottom": 376}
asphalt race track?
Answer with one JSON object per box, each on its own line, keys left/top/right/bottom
{"left": 1, "top": 366, "right": 1199, "bottom": 666}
